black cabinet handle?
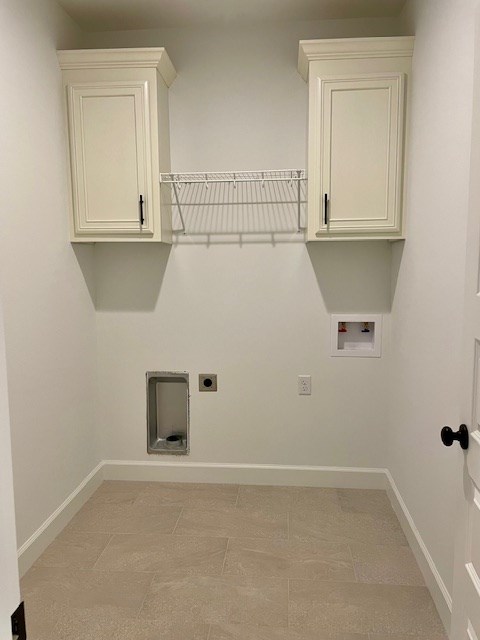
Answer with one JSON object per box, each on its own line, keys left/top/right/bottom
{"left": 139, "top": 195, "right": 144, "bottom": 226}
{"left": 441, "top": 424, "right": 469, "bottom": 450}
{"left": 324, "top": 193, "right": 328, "bottom": 225}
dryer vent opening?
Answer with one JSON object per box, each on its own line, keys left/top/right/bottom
{"left": 147, "top": 372, "right": 189, "bottom": 455}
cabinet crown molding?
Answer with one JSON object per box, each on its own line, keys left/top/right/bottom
{"left": 298, "top": 36, "right": 414, "bottom": 81}
{"left": 57, "top": 47, "right": 176, "bottom": 87}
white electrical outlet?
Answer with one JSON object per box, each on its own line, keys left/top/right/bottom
{"left": 298, "top": 375, "right": 311, "bottom": 395}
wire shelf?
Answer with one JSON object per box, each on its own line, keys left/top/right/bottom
{"left": 160, "top": 170, "right": 307, "bottom": 235}
{"left": 160, "top": 169, "right": 306, "bottom": 185}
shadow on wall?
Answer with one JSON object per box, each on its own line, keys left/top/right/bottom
{"left": 72, "top": 244, "right": 96, "bottom": 305}
{"left": 93, "top": 243, "right": 171, "bottom": 312}
{"left": 390, "top": 240, "right": 405, "bottom": 308}
{"left": 307, "top": 241, "right": 395, "bottom": 313}
{"left": 73, "top": 228, "right": 402, "bottom": 314}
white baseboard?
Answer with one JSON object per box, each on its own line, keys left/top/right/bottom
{"left": 17, "top": 461, "right": 104, "bottom": 577}
{"left": 385, "top": 469, "right": 451, "bottom": 633}
{"left": 102, "top": 460, "right": 388, "bottom": 489}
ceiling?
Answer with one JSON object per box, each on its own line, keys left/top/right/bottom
{"left": 57, "top": 0, "right": 407, "bottom": 32}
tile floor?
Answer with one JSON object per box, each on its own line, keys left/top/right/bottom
{"left": 21, "top": 482, "right": 448, "bottom": 640}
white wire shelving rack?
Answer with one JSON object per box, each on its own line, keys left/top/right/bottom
{"left": 159, "top": 169, "right": 307, "bottom": 235}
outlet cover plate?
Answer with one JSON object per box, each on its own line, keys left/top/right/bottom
{"left": 298, "top": 375, "right": 311, "bottom": 395}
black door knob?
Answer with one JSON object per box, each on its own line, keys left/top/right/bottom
{"left": 441, "top": 424, "right": 469, "bottom": 450}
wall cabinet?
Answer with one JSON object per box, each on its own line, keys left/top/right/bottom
{"left": 57, "top": 48, "right": 176, "bottom": 243}
{"left": 298, "top": 37, "right": 414, "bottom": 241}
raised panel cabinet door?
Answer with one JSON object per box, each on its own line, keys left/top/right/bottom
{"left": 313, "top": 73, "right": 405, "bottom": 235}
{"left": 67, "top": 81, "right": 154, "bottom": 235}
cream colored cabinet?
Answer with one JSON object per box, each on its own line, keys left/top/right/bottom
{"left": 298, "top": 37, "right": 414, "bottom": 241}
{"left": 57, "top": 48, "right": 176, "bottom": 242}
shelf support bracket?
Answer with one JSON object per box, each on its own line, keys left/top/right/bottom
{"left": 297, "top": 169, "right": 302, "bottom": 232}
{"left": 171, "top": 175, "right": 186, "bottom": 234}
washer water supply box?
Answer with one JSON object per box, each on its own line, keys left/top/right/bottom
{"left": 330, "top": 314, "right": 382, "bottom": 358}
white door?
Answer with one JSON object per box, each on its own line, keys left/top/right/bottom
{"left": 313, "top": 72, "right": 405, "bottom": 236}
{"left": 450, "top": 9, "right": 480, "bottom": 638}
{"left": 67, "top": 81, "right": 154, "bottom": 236}
{"left": 0, "top": 300, "right": 21, "bottom": 639}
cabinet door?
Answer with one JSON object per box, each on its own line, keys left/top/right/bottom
{"left": 67, "top": 81, "right": 154, "bottom": 236}
{"left": 311, "top": 73, "right": 405, "bottom": 236}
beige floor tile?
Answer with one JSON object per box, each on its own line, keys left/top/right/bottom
{"left": 94, "top": 533, "right": 227, "bottom": 574}
{"left": 337, "top": 490, "right": 394, "bottom": 516}
{"left": 89, "top": 481, "right": 148, "bottom": 505}
{"left": 21, "top": 566, "right": 152, "bottom": 619}
{"left": 350, "top": 544, "right": 425, "bottom": 585}
{"left": 141, "top": 575, "right": 288, "bottom": 627}
{"left": 236, "top": 485, "right": 340, "bottom": 513}
{"left": 66, "top": 500, "right": 182, "bottom": 534}
{"left": 33, "top": 531, "right": 111, "bottom": 569}
{"left": 99, "top": 480, "right": 150, "bottom": 491}
{"left": 22, "top": 484, "right": 445, "bottom": 640}
{"left": 290, "top": 511, "right": 407, "bottom": 546}
{"left": 369, "top": 635, "right": 448, "bottom": 640}
{"left": 136, "top": 482, "right": 239, "bottom": 509}
{"left": 224, "top": 538, "right": 355, "bottom": 581}
{"left": 23, "top": 596, "right": 59, "bottom": 638}
{"left": 289, "top": 581, "right": 445, "bottom": 635}
{"left": 53, "top": 610, "right": 209, "bottom": 640}
{"left": 209, "top": 624, "right": 365, "bottom": 639}
{"left": 175, "top": 506, "right": 288, "bottom": 539}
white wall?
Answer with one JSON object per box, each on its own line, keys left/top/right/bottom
{"left": 0, "top": 3, "right": 473, "bottom": 626}
{"left": 0, "top": 0, "right": 98, "bottom": 549}
{"left": 0, "top": 302, "right": 20, "bottom": 640}
{"left": 388, "top": 0, "right": 475, "bottom": 602}
{"left": 85, "top": 19, "right": 401, "bottom": 470}
{"left": 0, "top": 5, "right": 475, "bottom": 631}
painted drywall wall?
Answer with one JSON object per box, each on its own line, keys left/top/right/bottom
{"left": 85, "top": 19, "right": 401, "bottom": 469}
{"left": 388, "top": 0, "right": 475, "bottom": 602}
{"left": 0, "top": 0, "right": 98, "bottom": 549}
{"left": 0, "top": 303, "right": 20, "bottom": 640}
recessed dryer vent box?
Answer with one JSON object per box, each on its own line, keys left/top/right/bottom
{"left": 147, "top": 371, "right": 189, "bottom": 454}
{"left": 331, "top": 314, "right": 382, "bottom": 358}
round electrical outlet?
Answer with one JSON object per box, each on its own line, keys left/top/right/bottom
{"left": 199, "top": 374, "right": 217, "bottom": 391}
